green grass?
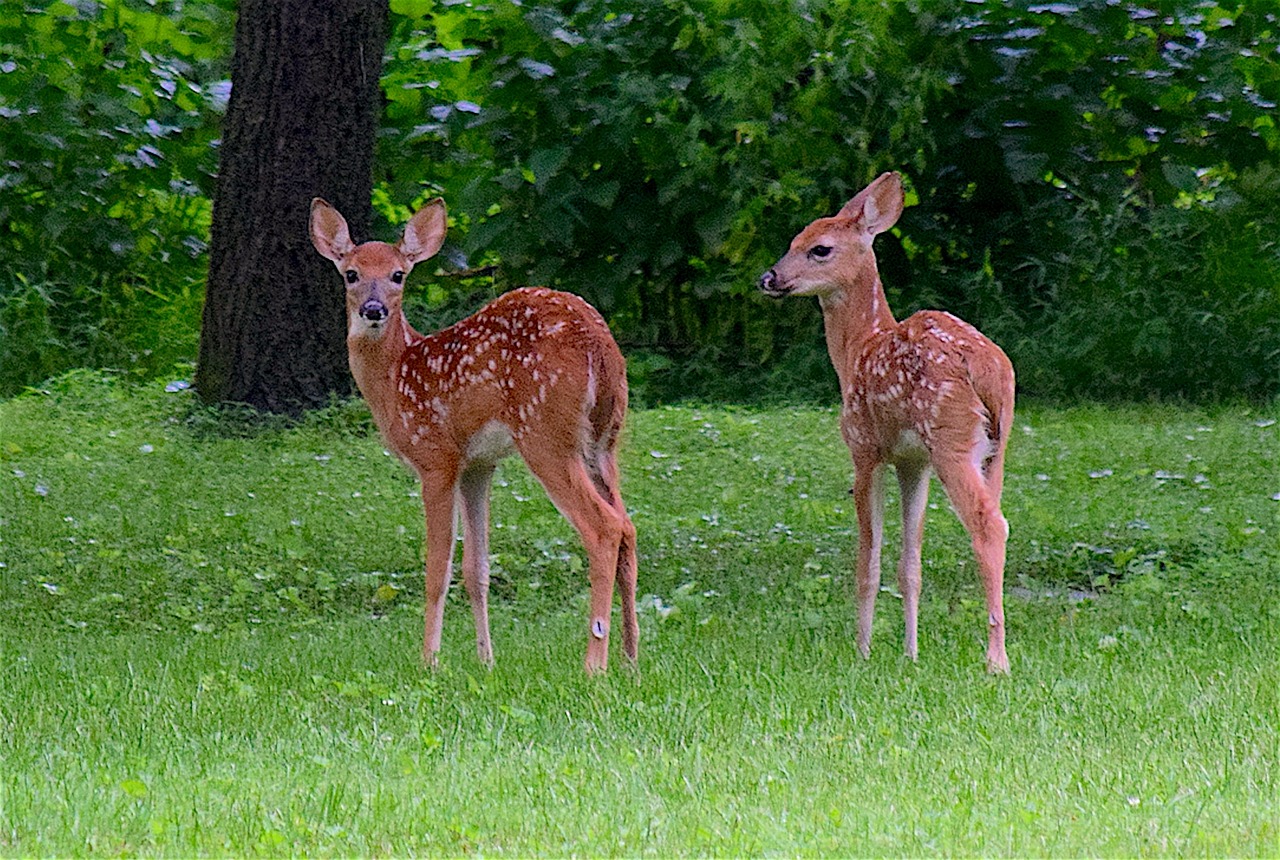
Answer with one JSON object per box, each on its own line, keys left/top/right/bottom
{"left": 1, "top": 371, "right": 1277, "bottom": 855}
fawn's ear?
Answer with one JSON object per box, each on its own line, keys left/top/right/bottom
{"left": 398, "top": 198, "right": 447, "bottom": 265}
{"left": 309, "top": 198, "right": 354, "bottom": 263}
{"left": 836, "top": 172, "right": 904, "bottom": 237}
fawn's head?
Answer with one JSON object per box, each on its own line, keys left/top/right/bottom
{"left": 759, "top": 172, "right": 903, "bottom": 299}
{"left": 310, "top": 198, "right": 447, "bottom": 340}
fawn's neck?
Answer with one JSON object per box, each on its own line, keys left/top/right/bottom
{"left": 818, "top": 257, "right": 898, "bottom": 394}
{"left": 347, "top": 311, "right": 420, "bottom": 425}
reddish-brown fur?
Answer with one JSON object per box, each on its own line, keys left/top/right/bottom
{"left": 310, "top": 198, "right": 637, "bottom": 672}
{"left": 760, "top": 173, "right": 1015, "bottom": 673}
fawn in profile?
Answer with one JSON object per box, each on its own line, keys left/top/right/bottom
{"left": 309, "top": 197, "right": 638, "bottom": 673}
{"left": 759, "top": 172, "right": 1015, "bottom": 673}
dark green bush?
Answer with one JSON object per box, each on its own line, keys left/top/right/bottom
{"left": 382, "top": 0, "right": 1280, "bottom": 402}
{"left": 0, "top": 0, "right": 230, "bottom": 394}
{"left": 380, "top": 0, "right": 947, "bottom": 401}
{"left": 1, "top": 1, "right": 1276, "bottom": 402}
{"left": 910, "top": 1, "right": 1280, "bottom": 401}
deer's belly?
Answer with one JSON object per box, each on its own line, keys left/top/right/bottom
{"left": 464, "top": 419, "right": 518, "bottom": 464}
{"left": 841, "top": 396, "right": 935, "bottom": 461}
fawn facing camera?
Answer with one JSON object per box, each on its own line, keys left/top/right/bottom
{"left": 310, "top": 198, "right": 638, "bottom": 673}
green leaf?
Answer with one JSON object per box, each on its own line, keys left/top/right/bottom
{"left": 120, "top": 778, "right": 148, "bottom": 799}
{"left": 390, "top": 0, "right": 434, "bottom": 18}
{"left": 528, "top": 147, "right": 570, "bottom": 192}
{"left": 1162, "top": 163, "right": 1198, "bottom": 192}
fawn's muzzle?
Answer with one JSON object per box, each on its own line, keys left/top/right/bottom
{"left": 359, "top": 300, "right": 388, "bottom": 323}
{"left": 758, "top": 269, "right": 786, "bottom": 296}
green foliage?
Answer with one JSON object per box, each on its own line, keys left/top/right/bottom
{"left": 1, "top": 375, "right": 1277, "bottom": 854}
{"left": 1008, "top": 178, "right": 1280, "bottom": 399}
{"left": 381, "top": 0, "right": 946, "bottom": 401}
{"left": 911, "top": 2, "right": 1280, "bottom": 400}
{"left": 0, "top": 0, "right": 231, "bottom": 394}
{"left": 381, "top": 0, "right": 1280, "bottom": 402}
{"left": 2, "top": 1, "right": 1278, "bottom": 401}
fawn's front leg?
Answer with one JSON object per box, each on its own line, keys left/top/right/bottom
{"left": 895, "top": 460, "right": 931, "bottom": 662}
{"left": 420, "top": 469, "right": 459, "bottom": 668}
{"left": 459, "top": 464, "right": 496, "bottom": 666}
{"left": 851, "top": 457, "right": 885, "bottom": 659}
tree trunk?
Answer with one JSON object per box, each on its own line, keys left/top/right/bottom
{"left": 196, "top": 0, "right": 387, "bottom": 413}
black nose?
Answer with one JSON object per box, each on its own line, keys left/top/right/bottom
{"left": 759, "top": 270, "right": 778, "bottom": 293}
{"left": 360, "top": 300, "right": 387, "bottom": 322}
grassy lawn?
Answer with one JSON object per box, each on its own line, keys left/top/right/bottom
{"left": 1, "top": 372, "right": 1277, "bottom": 855}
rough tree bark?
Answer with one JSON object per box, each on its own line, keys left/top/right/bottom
{"left": 196, "top": 0, "right": 388, "bottom": 413}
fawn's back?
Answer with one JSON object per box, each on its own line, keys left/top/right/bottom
{"left": 845, "top": 309, "right": 1013, "bottom": 464}
{"left": 378, "top": 287, "right": 626, "bottom": 464}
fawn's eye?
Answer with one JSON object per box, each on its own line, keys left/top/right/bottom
{"left": 391, "top": 271, "right": 405, "bottom": 284}
{"left": 810, "top": 245, "right": 833, "bottom": 259}
{"left": 345, "top": 270, "right": 359, "bottom": 284}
